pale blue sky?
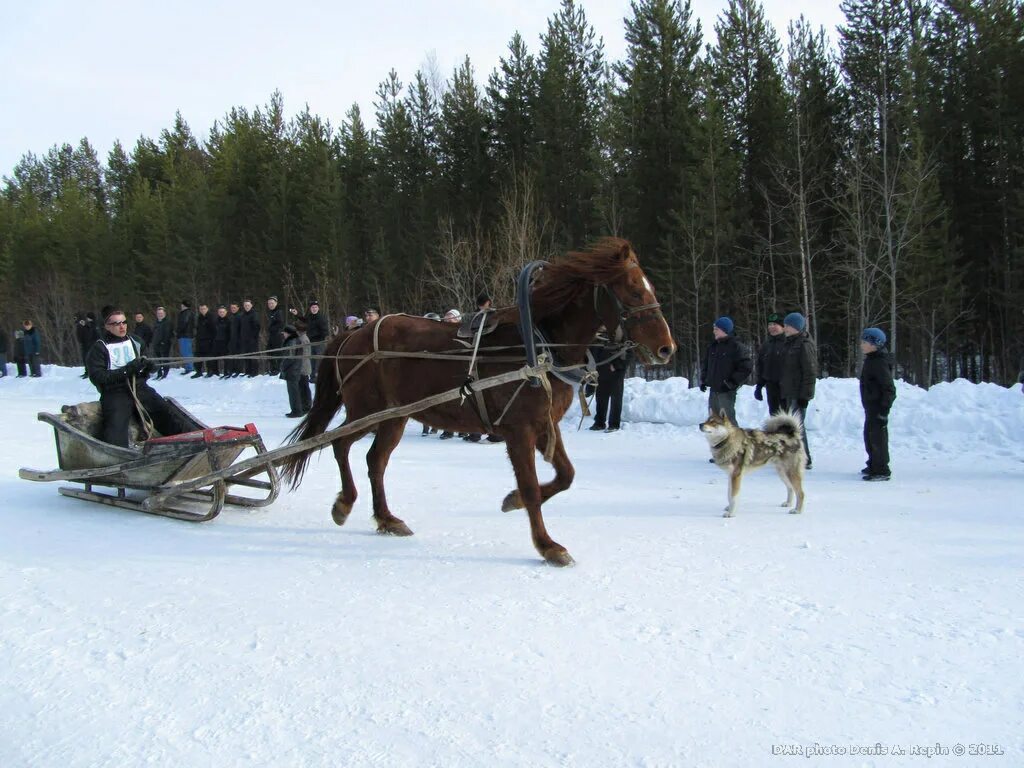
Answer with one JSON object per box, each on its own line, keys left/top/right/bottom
{"left": 0, "top": 0, "right": 843, "bottom": 174}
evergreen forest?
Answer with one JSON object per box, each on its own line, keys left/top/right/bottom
{"left": 2, "top": 0, "right": 1022, "bottom": 385}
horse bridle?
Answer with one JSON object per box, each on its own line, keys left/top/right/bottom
{"left": 594, "top": 264, "right": 666, "bottom": 338}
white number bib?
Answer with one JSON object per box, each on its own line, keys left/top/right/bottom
{"left": 105, "top": 339, "right": 138, "bottom": 370}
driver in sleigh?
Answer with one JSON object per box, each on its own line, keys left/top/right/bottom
{"left": 86, "top": 306, "right": 186, "bottom": 447}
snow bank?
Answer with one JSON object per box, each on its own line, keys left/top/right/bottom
{"left": 566, "top": 375, "right": 1024, "bottom": 458}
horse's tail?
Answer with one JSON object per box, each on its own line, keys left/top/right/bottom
{"left": 280, "top": 339, "right": 345, "bottom": 489}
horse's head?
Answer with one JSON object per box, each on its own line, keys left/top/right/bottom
{"left": 596, "top": 240, "right": 676, "bottom": 366}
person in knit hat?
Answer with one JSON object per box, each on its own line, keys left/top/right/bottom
{"left": 859, "top": 327, "right": 896, "bottom": 481}
{"left": 780, "top": 312, "right": 817, "bottom": 468}
{"left": 699, "top": 316, "right": 752, "bottom": 426}
{"left": 754, "top": 312, "right": 787, "bottom": 415}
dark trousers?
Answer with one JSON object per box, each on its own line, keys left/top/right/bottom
{"left": 594, "top": 369, "right": 626, "bottom": 428}
{"left": 286, "top": 375, "right": 311, "bottom": 414}
{"left": 864, "top": 411, "right": 890, "bottom": 474}
{"left": 212, "top": 340, "right": 228, "bottom": 376}
{"left": 709, "top": 389, "right": 738, "bottom": 424}
{"left": 266, "top": 338, "right": 284, "bottom": 375}
{"left": 242, "top": 340, "right": 259, "bottom": 376}
{"left": 0, "top": 353, "right": 7, "bottom": 376}
{"left": 100, "top": 385, "right": 184, "bottom": 447}
{"left": 17, "top": 354, "right": 42, "bottom": 377}
{"left": 194, "top": 339, "right": 213, "bottom": 375}
{"left": 781, "top": 399, "right": 812, "bottom": 462}
{"left": 154, "top": 344, "right": 171, "bottom": 378}
{"left": 765, "top": 381, "right": 782, "bottom": 415}
{"left": 310, "top": 342, "right": 325, "bottom": 380}
{"left": 228, "top": 344, "right": 242, "bottom": 375}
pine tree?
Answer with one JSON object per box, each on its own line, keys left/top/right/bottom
{"left": 535, "top": 0, "right": 606, "bottom": 247}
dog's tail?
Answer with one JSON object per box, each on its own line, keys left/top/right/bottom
{"left": 764, "top": 411, "right": 802, "bottom": 437}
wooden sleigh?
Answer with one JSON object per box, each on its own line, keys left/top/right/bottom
{"left": 18, "top": 399, "right": 280, "bottom": 522}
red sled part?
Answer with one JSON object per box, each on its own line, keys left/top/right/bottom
{"left": 145, "top": 423, "right": 260, "bottom": 446}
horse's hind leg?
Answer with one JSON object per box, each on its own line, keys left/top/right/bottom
{"left": 502, "top": 424, "right": 575, "bottom": 511}
{"left": 367, "top": 417, "right": 413, "bottom": 536}
{"left": 330, "top": 430, "right": 363, "bottom": 526}
{"left": 505, "top": 429, "right": 573, "bottom": 567}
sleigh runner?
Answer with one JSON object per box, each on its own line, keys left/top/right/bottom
{"left": 18, "top": 399, "right": 281, "bottom": 522}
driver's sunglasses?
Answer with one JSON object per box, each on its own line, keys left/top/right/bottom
{"left": 106, "top": 320, "right": 128, "bottom": 327}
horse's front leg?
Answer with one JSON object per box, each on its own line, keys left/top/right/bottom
{"left": 501, "top": 423, "right": 575, "bottom": 510}
{"left": 366, "top": 417, "right": 413, "bottom": 536}
{"left": 504, "top": 429, "right": 574, "bottom": 567}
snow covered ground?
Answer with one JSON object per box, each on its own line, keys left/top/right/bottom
{"left": 1, "top": 367, "right": 1022, "bottom": 767}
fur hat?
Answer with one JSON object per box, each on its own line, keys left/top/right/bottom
{"left": 714, "top": 316, "right": 734, "bottom": 335}
{"left": 784, "top": 312, "right": 806, "bottom": 332}
{"left": 862, "top": 327, "right": 886, "bottom": 347}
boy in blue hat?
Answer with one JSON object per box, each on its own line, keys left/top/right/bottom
{"left": 859, "top": 327, "right": 896, "bottom": 480}
{"left": 699, "top": 316, "right": 752, "bottom": 425}
{"left": 780, "top": 312, "right": 817, "bottom": 468}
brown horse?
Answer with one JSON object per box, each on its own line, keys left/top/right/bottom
{"left": 281, "top": 238, "right": 675, "bottom": 566}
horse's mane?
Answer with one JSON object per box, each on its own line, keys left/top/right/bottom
{"left": 495, "top": 237, "right": 636, "bottom": 323}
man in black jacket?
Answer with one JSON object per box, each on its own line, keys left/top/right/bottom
{"left": 779, "top": 312, "right": 817, "bottom": 468}
{"left": 239, "top": 298, "right": 261, "bottom": 377}
{"left": 227, "top": 302, "right": 242, "bottom": 377}
{"left": 265, "top": 296, "right": 285, "bottom": 375}
{"left": 86, "top": 308, "right": 185, "bottom": 447}
{"left": 212, "top": 305, "right": 230, "bottom": 378}
{"left": 700, "top": 316, "right": 753, "bottom": 424}
{"left": 754, "top": 312, "right": 787, "bottom": 415}
{"left": 133, "top": 312, "right": 153, "bottom": 349}
{"left": 151, "top": 306, "right": 173, "bottom": 380}
{"left": 291, "top": 299, "right": 329, "bottom": 379}
{"left": 192, "top": 303, "right": 216, "bottom": 378}
{"left": 859, "top": 327, "right": 897, "bottom": 481}
{"left": 175, "top": 300, "right": 196, "bottom": 375}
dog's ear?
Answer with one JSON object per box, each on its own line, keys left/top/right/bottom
{"left": 719, "top": 409, "right": 731, "bottom": 424}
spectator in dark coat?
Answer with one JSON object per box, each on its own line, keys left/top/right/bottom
{"left": 19, "top": 320, "right": 43, "bottom": 377}
{"left": 265, "top": 296, "right": 285, "bottom": 375}
{"left": 280, "top": 322, "right": 312, "bottom": 417}
{"left": 291, "top": 299, "right": 329, "bottom": 379}
{"left": 859, "top": 327, "right": 897, "bottom": 481}
{"left": 193, "top": 303, "right": 216, "bottom": 378}
{"left": 212, "top": 305, "right": 230, "bottom": 378}
{"left": 13, "top": 328, "right": 26, "bottom": 377}
{"left": 75, "top": 311, "right": 99, "bottom": 378}
{"left": 227, "top": 302, "right": 242, "bottom": 377}
{"left": 779, "top": 312, "right": 817, "bottom": 468}
{"left": 175, "top": 300, "right": 196, "bottom": 374}
{"left": 754, "top": 312, "right": 787, "bottom": 415}
{"left": 589, "top": 332, "right": 633, "bottom": 433}
{"left": 700, "top": 316, "right": 752, "bottom": 425}
{"left": 150, "top": 306, "right": 173, "bottom": 380}
{"left": 239, "top": 298, "right": 261, "bottom": 377}
{"left": 86, "top": 308, "right": 185, "bottom": 447}
{"left": 0, "top": 328, "right": 9, "bottom": 377}
{"left": 133, "top": 312, "right": 153, "bottom": 349}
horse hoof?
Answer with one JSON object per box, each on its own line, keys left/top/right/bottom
{"left": 543, "top": 548, "right": 575, "bottom": 567}
{"left": 377, "top": 519, "right": 414, "bottom": 536}
{"left": 501, "top": 490, "right": 522, "bottom": 512}
{"left": 331, "top": 502, "right": 353, "bottom": 526}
